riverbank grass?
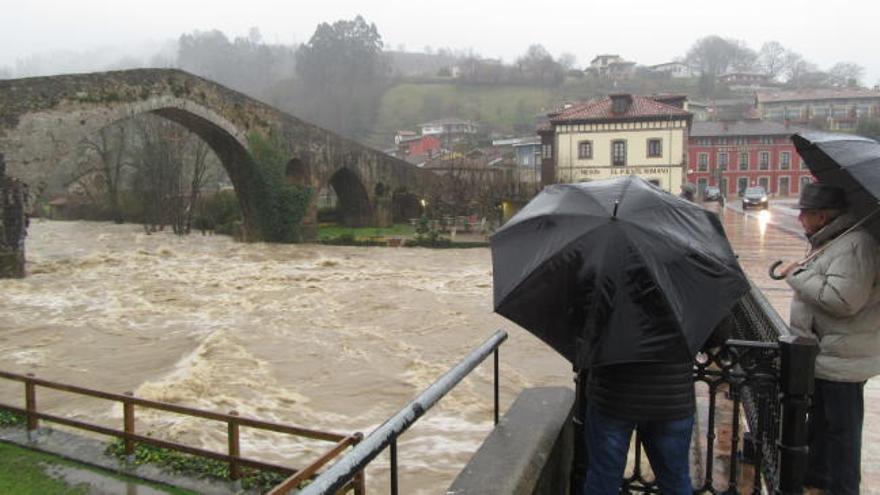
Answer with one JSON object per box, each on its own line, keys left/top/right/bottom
{"left": 0, "top": 441, "right": 195, "bottom": 495}
{"left": 317, "top": 222, "right": 415, "bottom": 241}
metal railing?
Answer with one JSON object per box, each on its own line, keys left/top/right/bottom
{"left": 0, "top": 370, "right": 365, "bottom": 493}
{"left": 620, "top": 279, "right": 817, "bottom": 494}
{"left": 296, "top": 329, "right": 508, "bottom": 495}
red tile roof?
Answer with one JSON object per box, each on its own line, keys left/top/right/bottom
{"left": 550, "top": 95, "right": 691, "bottom": 123}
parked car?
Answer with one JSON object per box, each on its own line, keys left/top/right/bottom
{"left": 703, "top": 186, "right": 721, "bottom": 202}
{"left": 742, "top": 186, "right": 769, "bottom": 210}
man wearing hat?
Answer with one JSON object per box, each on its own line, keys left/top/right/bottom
{"left": 780, "top": 182, "right": 880, "bottom": 494}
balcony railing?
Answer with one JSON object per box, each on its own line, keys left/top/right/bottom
{"left": 619, "top": 279, "right": 817, "bottom": 494}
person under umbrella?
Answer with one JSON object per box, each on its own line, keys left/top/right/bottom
{"left": 491, "top": 176, "right": 748, "bottom": 494}
{"left": 774, "top": 134, "right": 880, "bottom": 495}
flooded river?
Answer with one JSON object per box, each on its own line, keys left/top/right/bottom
{"left": 5, "top": 207, "right": 878, "bottom": 493}
{"left": 0, "top": 219, "right": 571, "bottom": 494}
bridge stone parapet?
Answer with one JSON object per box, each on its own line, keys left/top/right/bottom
{"left": 0, "top": 153, "right": 28, "bottom": 278}
{"left": 0, "top": 69, "right": 439, "bottom": 240}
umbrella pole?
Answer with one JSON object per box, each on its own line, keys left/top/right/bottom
{"left": 769, "top": 207, "right": 880, "bottom": 280}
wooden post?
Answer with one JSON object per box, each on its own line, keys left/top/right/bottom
{"left": 123, "top": 391, "right": 135, "bottom": 456}
{"left": 228, "top": 410, "right": 241, "bottom": 480}
{"left": 25, "top": 373, "right": 37, "bottom": 431}
{"left": 354, "top": 470, "right": 366, "bottom": 495}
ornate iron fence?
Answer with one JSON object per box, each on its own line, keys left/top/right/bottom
{"left": 620, "top": 280, "right": 817, "bottom": 494}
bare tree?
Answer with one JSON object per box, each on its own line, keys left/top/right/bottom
{"left": 828, "top": 62, "right": 865, "bottom": 88}
{"left": 686, "top": 35, "right": 756, "bottom": 95}
{"left": 757, "top": 41, "right": 788, "bottom": 80}
{"left": 74, "top": 123, "right": 131, "bottom": 223}
{"left": 783, "top": 52, "right": 820, "bottom": 87}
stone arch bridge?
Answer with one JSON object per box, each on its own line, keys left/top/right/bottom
{"left": 0, "top": 69, "right": 439, "bottom": 240}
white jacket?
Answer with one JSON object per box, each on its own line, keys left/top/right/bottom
{"left": 787, "top": 215, "right": 880, "bottom": 382}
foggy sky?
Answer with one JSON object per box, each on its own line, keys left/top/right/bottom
{"left": 3, "top": 0, "right": 879, "bottom": 84}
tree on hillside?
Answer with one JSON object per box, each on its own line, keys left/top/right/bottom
{"left": 685, "top": 35, "right": 756, "bottom": 95}
{"left": 828, "top": 62, "right": 865, "bottom": 88}
{"left": 514, "top": 45, "right": 565, "bottom": 86}
{"left": 783, "top": 52, "right": 826, "bottom": 88}
{"left": 757, "top": 41, "right": 789, "bottom": 80}
{"left": 295, "top": 15, "right": 390, "bottom": 139}
{"left": 177, "top": 28, "right": 297, "bottom": 98}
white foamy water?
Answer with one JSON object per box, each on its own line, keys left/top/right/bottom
{"left": 0, "top": 220, "right": 571, "bottom": 493}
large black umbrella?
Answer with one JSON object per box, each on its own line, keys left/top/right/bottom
{"left": 792, "top": 131, "right": 880, "bottom": 230}
{"left": 768, "top": 132, "right": 880, "bottom": 279}
{"left": 491, "top": 176, "right": 749, "bottom": 368}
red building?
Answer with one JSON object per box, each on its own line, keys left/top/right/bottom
{"left": 687, "top": 120, "right": 813, "bottom": 198}
{"left": 398, "top": 135, "right": 442, "bottom": 156}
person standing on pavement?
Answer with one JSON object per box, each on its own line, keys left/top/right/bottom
{"left": 779, "top": 182, "right": 880, "bottom": 494}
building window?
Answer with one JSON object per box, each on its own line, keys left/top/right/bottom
{"left": 717, "top": 138, "right": 728, "bottom": 145}
{"left": 718, "top": 152, "right": 729, "bottom": 170}
{"left": 735, "top": 137, "right": 749, "bottom": 145}
{"left": 698, "top": 153, "right": 708, "bottom": 171}
{"left": 542, "top": 144, "right": 552, "bottom": 159}
{"left": 737, "top": 177, "right": 748, "bottom": 196}
{"left": 739, "top": 152, "right": 749, "bottom": 171}
{"left": 578, "top": 140, "right": 593, "bottom": 159}
{"left": 647, "top": 139, "right": 662, "bottom": 158}
{"left": 759, "top": 151, "right": 770, "bottom": 170}
{"left": 780, "top": 151, "right": 791, "bottom": 170}
{"left": 779, "top": 176, "right": 791, "bottom": 196}
{"left": 760, "top": 137, "right": 774, "bottom": 145}
{"left": 612, "top": 140, "right": 627, "bottom": 166}
{"left": 758, "top": 177, "right": 770, "bottom": 191}
{"left": 697, "top": 138, "right": 711, "bottom": 146}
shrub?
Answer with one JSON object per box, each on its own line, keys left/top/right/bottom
{"left": 246, "top": 132, "right": 313, "bottom": 243}
{"left": 105, "top": 440, "right": 290, "bottom": 491}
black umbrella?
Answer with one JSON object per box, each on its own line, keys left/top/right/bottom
{"left": 792, "top": 131, "right": 880, "bottom": 225}
{"left": 768, "top": 132, "right": 880, "bottom": 279}
{"left": 491, "top": 176, "right": 749, "bottom": 368}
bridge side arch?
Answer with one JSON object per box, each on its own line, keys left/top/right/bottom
{"left": 326, "top": 167, "right": 373, "bottom": 227}
{"left": 1, "top": 95, "right": 268, "bottom": 237}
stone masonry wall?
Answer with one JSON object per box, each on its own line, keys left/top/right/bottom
{"left": 0, "top": 153, "right": 28, "bottom": 278}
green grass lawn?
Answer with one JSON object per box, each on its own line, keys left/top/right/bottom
{"left": 0, "top": 441, "right": 196, "bottom": 495}
{"left": 317, "top": 222, "right": 416, "bottom": 241}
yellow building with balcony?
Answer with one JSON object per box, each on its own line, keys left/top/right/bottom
{"left": 539, "top": 94, "right": 692, "bottom": 193}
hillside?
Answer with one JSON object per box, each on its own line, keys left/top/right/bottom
{"left": 367, "top": 82, "right": 557, "bottom": 147}
{"left": 367, "top": 76, "right": 705, "bottom": 148}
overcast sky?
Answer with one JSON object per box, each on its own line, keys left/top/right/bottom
{"left": 3, "top": 0, "right": 879, "bottom": 84}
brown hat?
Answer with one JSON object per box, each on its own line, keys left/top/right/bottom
{"left": 794, "top": 182, "right": 847, "bottom": 210}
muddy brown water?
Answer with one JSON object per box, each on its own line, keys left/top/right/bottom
{"left": 3, "top": 207, "right": 878, "bottom": 493}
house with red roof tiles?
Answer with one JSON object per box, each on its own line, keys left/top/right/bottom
{"left": 538, "top": 93, "right": 693, "bottom": 193}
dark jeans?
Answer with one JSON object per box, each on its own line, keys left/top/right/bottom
{"left": 805, "top": 378, "right": 865, "bottom": 495}
{"left": 583, "top": 404, "right": 693, "bottom": 495}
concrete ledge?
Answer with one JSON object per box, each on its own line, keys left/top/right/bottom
{"left": 447, "top": 386, "right": 575, "bottom": 495}
{"left": 0, "top": 425, "right": 252, "bottom": 494}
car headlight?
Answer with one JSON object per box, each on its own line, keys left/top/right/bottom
{"left": 761, "top": 196, "right": 767, "bottom": 202}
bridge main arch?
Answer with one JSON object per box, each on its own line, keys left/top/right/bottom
{"left": 0, "top": 69, "right": 441, "bottom": 241}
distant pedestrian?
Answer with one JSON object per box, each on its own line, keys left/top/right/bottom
{"left": 679, "top": 183, "right": 696, "bottom": 202}
{"left": 779, "top": 182, "right": 880, "bottom": 494}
